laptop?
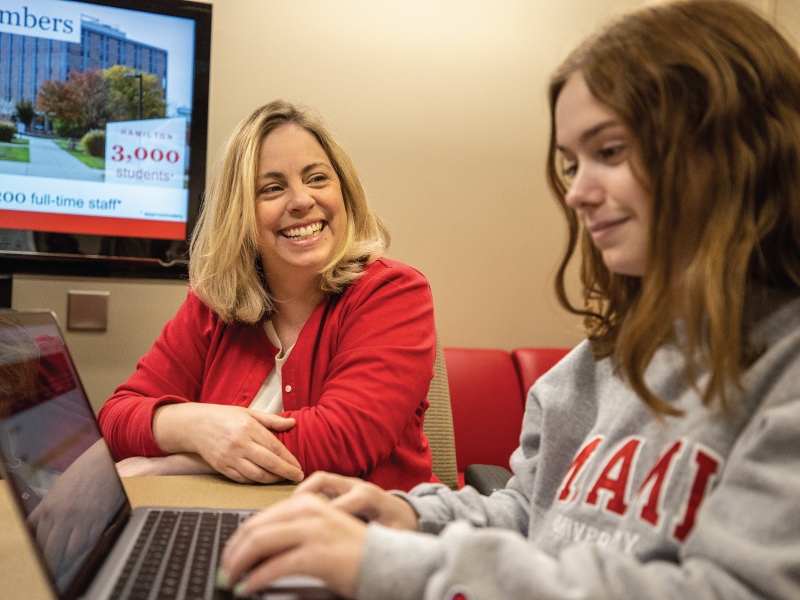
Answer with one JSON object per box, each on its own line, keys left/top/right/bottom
{"left": 0, "top": 309, "right": 337, "bottom": 600}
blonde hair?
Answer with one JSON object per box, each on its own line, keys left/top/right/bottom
{"left": 190, "top": 100, "right": 390, "bottom": 323}
{"left": 547, "top": 0, "right": 800, "bottom": 414}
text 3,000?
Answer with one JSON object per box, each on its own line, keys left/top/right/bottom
{"left": 110, "top": 146, "right": 180, "bottom": 163}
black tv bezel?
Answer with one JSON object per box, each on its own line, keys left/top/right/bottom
{"left": 0, "top": 0, "right": 212, "bottom": 280}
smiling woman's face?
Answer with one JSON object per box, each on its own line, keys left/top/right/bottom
{"left": 555, "top": 72, "right": 652, "bottom": 277}
{"left": 254, "top": 124, "right": 347, "bottom": 285}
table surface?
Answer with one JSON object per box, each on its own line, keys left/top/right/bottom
{"left": 0, "top": 476, "right": 297, "bottom": 599}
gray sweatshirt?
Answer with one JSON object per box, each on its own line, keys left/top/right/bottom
{"left": 357, "top": 296, "right": 800, "bottom": 600}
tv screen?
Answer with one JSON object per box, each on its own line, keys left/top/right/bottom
{"left": 0, "top": 0, "right": 211, "bottom": 278}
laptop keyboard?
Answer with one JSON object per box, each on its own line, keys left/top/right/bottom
{"left": 109, "top": 509, "right": 251, "bottom": 600}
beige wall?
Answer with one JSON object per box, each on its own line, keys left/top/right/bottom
{"left": 202, "top": 0, "right": 642, "bottom": 353}
{"left": 12, "top": 276, "right": 189, "bottom": 412}
{"left": 12, "top": 0, "right": 794, "bottom": 408}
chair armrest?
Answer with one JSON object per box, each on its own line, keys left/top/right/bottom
{"left": 464, "top": 464, "right": 512, "bottom": 495}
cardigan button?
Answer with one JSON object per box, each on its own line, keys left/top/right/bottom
{"left": 285, "top": 385, "right": 292, "bottom": 393}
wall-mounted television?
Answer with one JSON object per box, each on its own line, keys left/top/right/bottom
{"left": 0, "top": 0, "right": 211, "bottom": 279}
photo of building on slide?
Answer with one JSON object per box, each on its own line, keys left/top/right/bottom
{"left": 0, "top": 5, "right": 191, "bottom": 186}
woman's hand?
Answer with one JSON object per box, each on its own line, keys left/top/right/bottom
{"left": 116, "top": 453, "right": 218, "bottom": 477}
{"left": 219, "top": 494, "right": 366, "bottom": 599}
{"left": 152, "top": 404, "right": 304, "bottom": 484}
{"left": 293, "top": 471, "right": 420, "bottom": 531}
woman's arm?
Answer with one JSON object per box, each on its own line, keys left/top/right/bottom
{"left": 97, "top": 291, "right": 216, "bottom": 459}
{"left": 115, "top": 453, "right": 217, "bottom": 477}
{"left": 356, "top": 394, "right": 800, "bottom": 600}
{"left": 152, "top": 403, "right": 302, "bottom": 482}
{"left": 271, "top": 261, "right": 438, "bottom": 489}
{"left": 98, "top": 292, "right": 303, "bottom": 483}
{"left": 219, "top": 394, "right": 800, "bottom": 600}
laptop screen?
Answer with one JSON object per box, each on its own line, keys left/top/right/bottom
{"left": 0, "top": 310, "right": 129, "bottom": 599}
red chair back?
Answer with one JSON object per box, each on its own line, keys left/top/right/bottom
{"left": 511, "top": 347, "right": 571, "bottom": 402}
{"left": 443, "top": 348, "right": 524, "bottom": 475}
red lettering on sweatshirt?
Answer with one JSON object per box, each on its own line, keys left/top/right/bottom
{"left": 585, "top": 438, "right": 642, "bottom": 515}
{"left": 672, "top": 445, "right": 720, "bottom": 541}
{"left": 637, "top": 440, "right": 685, "bottom": 527}
{"left": 556, "top": 436, "right": 603, "bottom": 502}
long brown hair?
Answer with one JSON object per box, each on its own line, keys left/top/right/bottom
{"left": 547, "top": 0, "right": 800, "bottom": 414}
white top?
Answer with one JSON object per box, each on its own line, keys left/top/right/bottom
{"left": 248, "top": 320, "right": 294, "bottom": 414}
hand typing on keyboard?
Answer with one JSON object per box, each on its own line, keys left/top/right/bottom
{"left": 217, "top": 476, "right": 373, "bottom": 599}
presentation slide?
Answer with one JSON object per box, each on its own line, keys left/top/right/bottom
{"left": 0, "top": 0, "right": 197, "bottom": 240}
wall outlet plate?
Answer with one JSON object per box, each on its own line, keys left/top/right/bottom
{"left": 67, "top": 291, "right": 110, "bottom": 331}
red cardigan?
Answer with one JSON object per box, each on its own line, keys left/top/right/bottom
{"left": 98, "top": 259, "right": 436, "bottom": 491}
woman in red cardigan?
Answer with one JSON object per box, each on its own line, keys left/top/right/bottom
{"left": 98, "top": 100, "right": 436, "bottom": 492}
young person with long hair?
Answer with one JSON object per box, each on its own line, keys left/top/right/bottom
{"left": 97, "top": 100, "right": 437, "bottom": 492}
{"left": 217, "top": 2, "right": 800, "bottom": 598}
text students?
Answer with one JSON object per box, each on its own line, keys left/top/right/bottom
{"left": 98, "top": 101, "right": 437, "bottom": 492}
{"left": 219, "top": 2, "right": 800, "bottom": 598}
